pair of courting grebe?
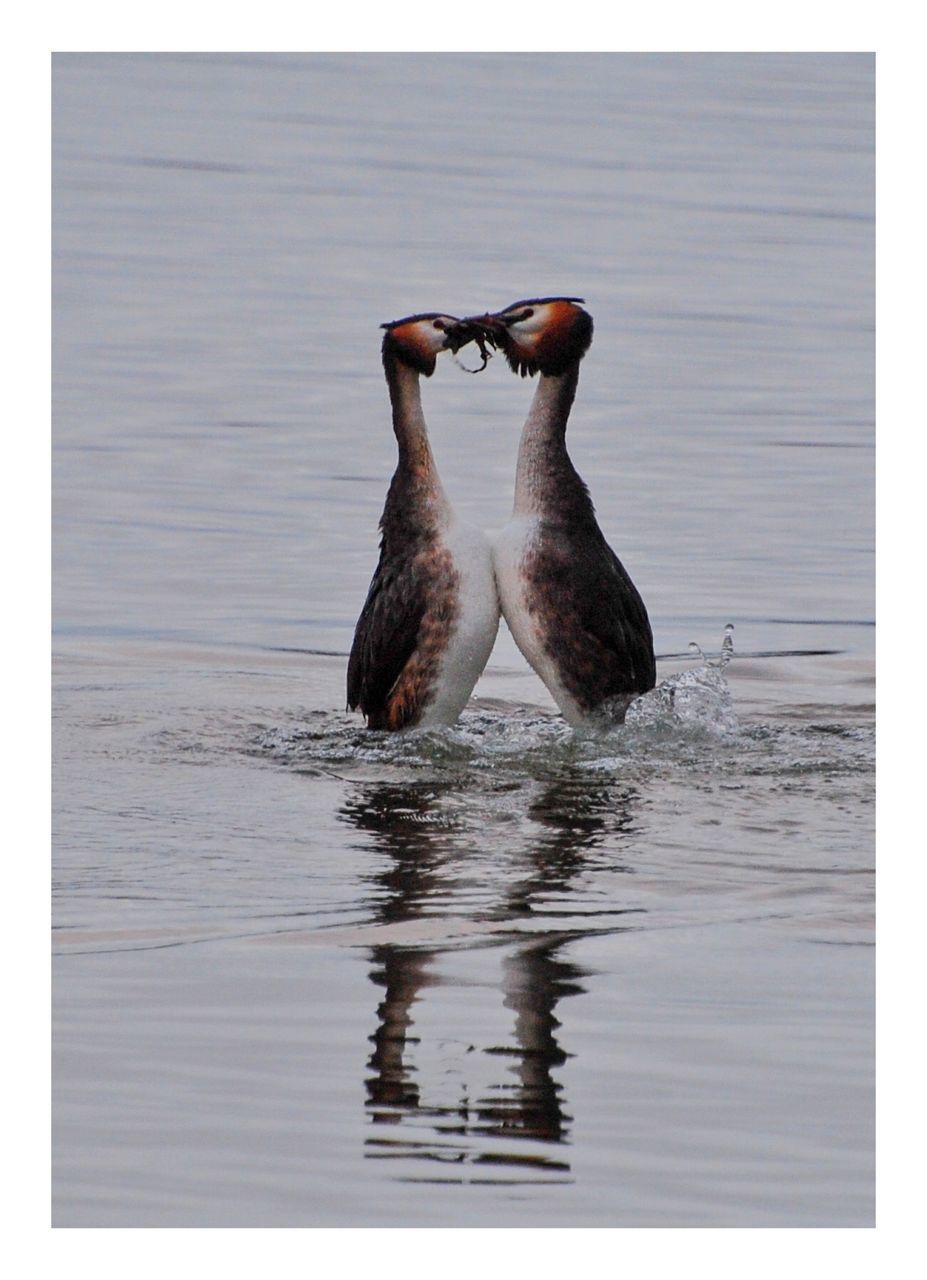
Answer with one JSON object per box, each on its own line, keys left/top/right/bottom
{"left": 347, "top": 298, "right": 656, "bottom": 732}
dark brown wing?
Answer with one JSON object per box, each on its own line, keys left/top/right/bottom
{"left": 347, "top": 550, "right": 430, "bottom": 730}
{"left": 528, "top": 522, "right": 656, "bottom": 711}
{"left": 347, "top": 534, "right": 460, "bottom": 731}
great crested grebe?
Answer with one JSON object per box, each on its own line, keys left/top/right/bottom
{"left": 347, "top": 313, "right": 500, "bottom": 731}
{"left": 470, "top": 297, "right": 656, "bottom": 725}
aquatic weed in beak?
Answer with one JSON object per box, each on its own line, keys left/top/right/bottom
{"left": 447, "top": 320, "right": 494, "bottom": 374}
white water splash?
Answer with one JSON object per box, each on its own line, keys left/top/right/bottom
{"left": 627, "top": 624, "right": 737, "bottom": 735}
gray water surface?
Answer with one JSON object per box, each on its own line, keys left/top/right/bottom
{"left": 52, "top": 53, "right": 874, "bottom": 1227}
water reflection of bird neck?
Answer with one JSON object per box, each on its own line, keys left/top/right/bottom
{"left": 366, "top": 943, "right": 432, "bottom": 1112}
{"left": 343, "top": 783, "right": 450, "bottom": 922}
{"left": 340, "top": 784, "right": 453, "bottom": 1120}
{"left": 506, "top": 774, "right": 638, "bottom": 913}
{"left": 484, "top": 939, "right": 587, "bottom": 1146}
{"left": 479, "top": 776, "right": 637, "bottom": 1145}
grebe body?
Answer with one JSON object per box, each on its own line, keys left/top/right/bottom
{"left": 473, "top": 298, "right": 656, "bottom": 725}
{"left": 347, "top": 314, "right": 499, "bottom": 731}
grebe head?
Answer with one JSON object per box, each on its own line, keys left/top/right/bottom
{"left": 380, "top": 312, "right": 478, "bottom": 376}
{"left": 467, "top": 297, "right": 593, "bottom": 377}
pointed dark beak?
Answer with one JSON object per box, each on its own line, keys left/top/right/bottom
{"left": 461, "top": 313, "right": 507, "bottom": 341}
{"left": 453, "top": 313, "right": 508, "bottom": 360}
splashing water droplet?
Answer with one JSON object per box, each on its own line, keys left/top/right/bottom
{"left": 689, "top": 625, "right": 735, "bottom": 670}
{"left": 719, "top": 623, "right": 735, "bottom": 669}
{"left": 627, "top": 623, "right": 739, "bottom": 737}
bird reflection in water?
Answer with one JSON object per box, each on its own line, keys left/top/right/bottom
{"left": 337, "top": 772, "right": 641, "bottom": 1185}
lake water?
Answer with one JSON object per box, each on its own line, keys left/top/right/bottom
{"left": 52, "top": 52, "right": 874, "bottom": 1227}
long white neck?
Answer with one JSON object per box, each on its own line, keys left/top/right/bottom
{"left": 385, "top": 358, "right": 450, "bottom": 523}
{"left": 512, "top": 367, "right": 584, "bottom": 518}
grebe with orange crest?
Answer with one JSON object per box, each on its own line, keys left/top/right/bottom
{"left": 347, "top": 313, "right": 499, "bottom": 731}
{"left": 469, "top": 297, "right": 655, "bottom": 725}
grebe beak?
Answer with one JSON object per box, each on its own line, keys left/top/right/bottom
{"left": 443, "top": 317, "right": 497, "bottom": 372}
{"left": 457, "top": 313, "right": 508, "bottom": 355}
{"left": 462, "top": 312, "right": 506, "bottom": 337}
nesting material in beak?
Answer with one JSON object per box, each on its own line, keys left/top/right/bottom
{"left": 446, "top": 318, "right": 495, "bottom": 373}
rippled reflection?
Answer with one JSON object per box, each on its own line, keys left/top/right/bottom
{"left": 503, "top": 772, "right": 639, "bottom": 916}
{"left": 338, "top": 774, "right": 641, "bottom": 1184}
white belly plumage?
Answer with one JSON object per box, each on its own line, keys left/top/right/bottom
{"left": 418, "top": 518, "right": 500, "bottom": 727}
{"left": 491, "top": 516, "right": 586, "bottom": 726}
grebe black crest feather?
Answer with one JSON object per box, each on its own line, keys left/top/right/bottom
{"left": 497, "top": 296, "right": 586, "bottom": 309}
{"left": 380, "top": 311, "right": 453, "bottom": 331}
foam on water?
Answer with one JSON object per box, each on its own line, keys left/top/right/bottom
{"left": 248, "top": 628, "right": 872, "bottom": 789}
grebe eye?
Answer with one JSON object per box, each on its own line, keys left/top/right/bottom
{"left": 510, "top": 308, "right": 534, "bottom": 323}
{"left": 432, "top": 319, "right": 446, "bottom": 331}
